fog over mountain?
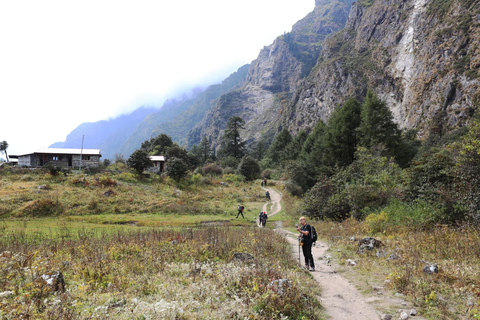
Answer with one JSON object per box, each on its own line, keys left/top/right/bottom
{"left": 53, "top": 0, "right": 480, "bottom": 160}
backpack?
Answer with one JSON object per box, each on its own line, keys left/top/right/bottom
{"left": 310, "top": 225, "right": 317, "bottom": 243}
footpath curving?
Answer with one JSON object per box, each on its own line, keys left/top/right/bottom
{"left": 263, "top": 186, "right": 425, "bottom": 320}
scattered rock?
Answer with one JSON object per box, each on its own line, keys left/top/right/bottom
{"left": 109, "top": 299, "right": 126, "bottom": 308}
{"left": 40, "top": 271, "right": 65, "bottom": 292}
{"left": 267, "top": 279, "right": 291, "bottom": 295}
{"left": 358, "top": 237, "right": 382, "bottom": 253}
{"left": 346, "top": 259, "right": 357, "bottom": 266}
{"left": 350, "top": 236, "right": 356, "bottom": 241}
{"left": 400, "top": 311, "right": 409, "bottom": 319}
{"left": 388, "top": 253, "right": 399, "bottom": 260}
{"left": 103, "top": 190, "right": 115, "bottom": 196}
{"left": 410, "top": 309, "right": 417, "bottom": 316}
{"left": 381, "top": 314, "right": 393, "bottom": 320}
{"left": 333, "top": 294, "right": 344, "bottom": 299}
{"left": 423, "top": 264, "right": 438, "bottom": 274}
{"left": 0, "top": 291, "right": 14, "bottom": 298}
{"left": 38, "top": 185, "right": 49, "bottom": 190}
{"left": 171, "top": 240, "right": 179, "bottom": 245}
{"left": 372, "top": 286, "right": 384, "bottom": 291}
{"left": 376, "top": 250, "right": 387, "bottom": 258}
{"left": 233, "top": 252, "right": 254, "bottom": 262}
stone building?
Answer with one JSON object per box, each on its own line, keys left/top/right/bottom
{"left": 17, "top": 148, "right": 101, "bottom": 168}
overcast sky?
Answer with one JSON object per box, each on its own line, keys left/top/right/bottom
{"left": 0, "top": 0, "right": 314, "bottom": 158}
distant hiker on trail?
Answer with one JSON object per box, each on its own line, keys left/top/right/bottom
{"left": 264, "top": 178, "right": 267, "bottom": 186}
{"left": 261, "top": 180, "right": 264, "bottom": 187}
{"left": 259, "top": 211, "right": 268, "bottom": 227}
{"left": 296, "top": 216, "right": 315, "bottom": 272}
{"left": 265, "top": 191, "right": 271, "bottom": 200}
{"left": 236, "top": 204, "right": 245, "bottom": 218}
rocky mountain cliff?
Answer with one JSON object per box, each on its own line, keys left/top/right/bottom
{"left": 55, "top": 0, "right": 479, "bottom": 159}
{"left": 285, "top": 0, "right": 479, "bottom": 139}
{"left": 187, "top": 0, "right": 356, "bottom": 150}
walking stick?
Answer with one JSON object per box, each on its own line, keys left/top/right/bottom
{"left": 298, "top": 238, "right": 301, "bottom": 265}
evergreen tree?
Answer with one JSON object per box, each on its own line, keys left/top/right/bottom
{"left": 249, "top": 139, "right": 268, "bottom": 161}
{"left": 141, "top": 133, "right": 174, "bottom": 155}
{"left": 127, "top": 149, "right": 153, "bottom": 174}
{"left": 282, "top": 130, "right": 309, "bottom": 163}
{"left": 219, "top": 116, "right": 246, "bottom": 159}
{"left": 166, "top": 157, "right": 188, "bottom": 181}
{"left": 266, "top": 128, "right": 292, "bottom": 165}
{"left": 300, "top": 121, "right": 326, "bottom": 162}
{"left": 358, "top": 90, "right": 401, "bottom": 160}
{"left": 323, "top": 97, "right": 362, "bottom": 167}
{"left": 198, "top": 136, "right": 212, "bottom": 164}
{"left": 237, "top": 156, "right": 261, "bottom": 181}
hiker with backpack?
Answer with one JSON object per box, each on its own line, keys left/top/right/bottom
{"left": 236, "top": 204, "right": 245, "bottom": 218}
{"left": 265, "top": 191, "right": 271, "bottom": 200}
{"left": 259, "top": 211, "right": 268, "bottom": 227}
{"left": 296, "top": 216, "right": 315, "bottom": 271}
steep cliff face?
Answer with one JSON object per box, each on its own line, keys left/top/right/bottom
{"left": 287, "top": 0, "right": 480, "bottom": 138}
{"left": 188, "top": 0, "right": 355, "bottom": 150}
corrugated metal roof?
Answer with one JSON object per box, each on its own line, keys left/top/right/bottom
{"left": 149, "top": 156, "right": 165, "bottom": 161}
{"left": 17, "top": 148, "right": 101, "bottom": 156}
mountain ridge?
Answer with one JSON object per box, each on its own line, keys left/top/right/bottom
{"left": 53, "top": 0, "right": 479, "bottom": 160}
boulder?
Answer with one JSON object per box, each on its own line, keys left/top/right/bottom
{"left": 39, "top": 271, "right": 65, "bottom": 292}
{"left": 423, "top": 264, "right": 438, "bottom": 274}
{"left": 358, "top": 237, "right": 382, "bottom": 253}
{"left": 267, "top": 279, "right": 291, "bottom": 295}
{"left": 233, "top": 252, "right": 254, "bottom": 262}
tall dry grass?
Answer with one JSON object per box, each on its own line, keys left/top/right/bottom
{"left": 317, "top": 219, "right": 480, "bottom": 319}
{"left": 0, "top": 226, "right": 323, "bottom": 319}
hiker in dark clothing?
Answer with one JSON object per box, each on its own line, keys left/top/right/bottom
{"left": 265, "top": 191, "right": 271, "bottom": 200}
{"left": 296, "top": 216, "right": 315, "bottom": 271}
{"left": 259, "top": 211, "right": 268, "bottom": 227}
{"left": 236, "top": 204, "right": 245, "bottom": 218}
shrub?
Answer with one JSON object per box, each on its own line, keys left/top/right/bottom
{"left": 261, "top": 169, "right": 275, "bottom": 179}
{"left": 203, "top": 163, "right": 223, "bottom": 176}
{"left": 222, "top": 173, "right": 244, "bottom": 183}
{"left": 18, "top": 198, "right": 63, "bottom": 217}
{"left": 365, "top": 211, "right": 388, "bottom": 234}
{"left": 284, "top": 179, "right": 303, "bottom": 197}
{"left": 92, "top": 176, "right": 117, "bottom": 187}
{"left": 237, "top": 156, "right": 261, "bottom": 181}
{"left": 166, "top": 158, "right": 188, "bottom": 181}
{"left": 381, "top": 199, "right": 447, "bottom": 229}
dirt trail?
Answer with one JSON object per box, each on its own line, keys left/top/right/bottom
{"left": 262, "top": 186, "right": 424, "bottom": 320}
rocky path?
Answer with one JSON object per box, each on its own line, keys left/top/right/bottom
{"left": 262, "top": 186, "right": 424, "bottom": 320}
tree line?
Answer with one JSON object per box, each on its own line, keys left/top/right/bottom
{"left": 126, "top": 90, "right": 480, "bottom": 226}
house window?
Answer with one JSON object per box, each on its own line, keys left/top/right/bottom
{"left": 82, "top": 155, "right": 91, "bottom": 161}
{"left": 53, "top": 156, "right": 58, "bottom": 161}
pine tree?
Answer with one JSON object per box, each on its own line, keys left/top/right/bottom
{"left": 220, "top": 116, "right": 246, "bottom": 159}
{"left": 323, "top": 97, "right": 362, "bottom": 167}
{"left": 358, "top": 90, "right": 401, "bottom": 159}
{"left": 266, "top": 128, "right": 292, "bottom": 165}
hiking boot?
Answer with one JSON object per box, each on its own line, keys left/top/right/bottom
{"left": 303, "top": 265, "right": 309, "bottom": 270}
{"left": 309, "top": 267, "right": 315, "bottom": 272}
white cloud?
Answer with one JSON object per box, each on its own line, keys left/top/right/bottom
{"left": 0, "top": 0, "right": 313, "bottom": 157}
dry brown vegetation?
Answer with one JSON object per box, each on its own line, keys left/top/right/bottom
{"left": 318, "top": 219, "right": 480, "bottom": 320}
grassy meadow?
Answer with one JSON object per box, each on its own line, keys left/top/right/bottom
{"left": 0, "top": 165, "right": 322, "bottom": 319}
{"left": 2, "top": 164, "right": 480, "bottom": 319}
